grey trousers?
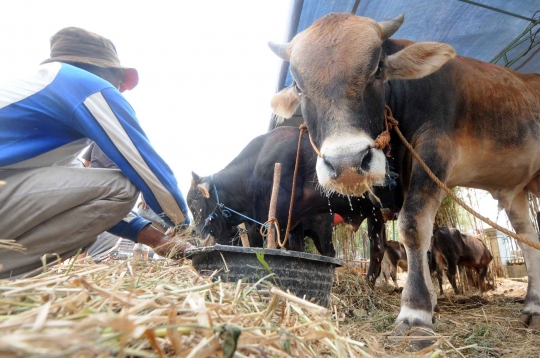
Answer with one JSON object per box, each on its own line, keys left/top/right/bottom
{"left": 0, "top": 167, "right": 139, "bottom": 278}
{"left": 87, "top": 232, "right": 123, "bottom": 261}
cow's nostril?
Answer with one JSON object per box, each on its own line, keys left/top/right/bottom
{"left": 360, "top": 149, "right": 372, "bottom": 171}
{"left": 321, "top": 156, "right": 339, "bottom": 179}
{"left": 320, "top": 147, "right": 372, "bottom": 180}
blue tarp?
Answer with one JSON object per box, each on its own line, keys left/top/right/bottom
{"left": 280, "top": 0, "right": 539, "bottom": 90}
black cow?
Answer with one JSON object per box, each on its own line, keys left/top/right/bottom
{"left": 187, "top": 126, "right": 388, "bottom": 283}
{"left": 430, "top": 227, "right": 493, "bottom": 295}
{"left": 268, "top": 13, "right": 540, "bottom": 337}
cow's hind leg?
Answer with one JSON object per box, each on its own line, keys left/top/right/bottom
{"left": 435, "top": 265, "right": 444, "bottom": 295}
{"left": 391, "top": 264, "right": 399, "bottom": 289}
{"left": 478, "top": 267, "right": 488, "bottom": 293}
{"left": 447, "top": 263, "right": 460, "bottom": 295}
{"left": 430, "top": 251, "right": 445, "bottom": 295}
{"left": 503, "top": 189, "right": 540, "bottom": 330}
{"left": 382, "top": 260, "right": 390, "bottom": 284}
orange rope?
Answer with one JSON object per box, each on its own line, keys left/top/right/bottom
{"left": 277, "top": 124, "right": 309, "bottom": 248}
{"left": 301, "top": 123, "right": 322, "bottom": 157}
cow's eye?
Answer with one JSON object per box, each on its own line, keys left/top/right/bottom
{"left": 374, "top": 61, "right": 383, "bottom": 79}
{"left": 294, "top": 82, "right": 304, "bottom": 96}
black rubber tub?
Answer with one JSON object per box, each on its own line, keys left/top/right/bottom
{"left": 186, "top": 245, "right": 342, "bottom": 307}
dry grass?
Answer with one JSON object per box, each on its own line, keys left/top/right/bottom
{"left": 0, "top": 259, "right": 538, "bottom": 357}
{"left": 332, "top": 267, "right": 540, "bottom": 357}
{"left": 0, "top": 258, "right": 367, "bottom": 358}
{"left": 0, "top": 240, "right": 25, "bottom": 253}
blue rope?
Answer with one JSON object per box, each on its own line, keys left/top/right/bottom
{"left": 211, "top": 174, "right": 220, "bottom": 204}
{"left": 218, "top": 204, "right": 265, "bottom": 226}
{"left": 206, "top": 176, "right": 267, "bottom": 230}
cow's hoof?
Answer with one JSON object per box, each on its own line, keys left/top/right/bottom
{"left": 391, "top": 321, "right": 438, "bottom": 351}
{"left": 518, "top": 313, "right": 529, "bottom": 326}
{"left": 434, "top": 304, "right": 440, "bottom": 313}
{"left": 531, "top": 316, "right": 540, "bottom": 330}
{"left": 519, "top": 312, "right": 540, "bottom": 330}
{"left": 394, "top": 287, "right": 404, "bottom": 293}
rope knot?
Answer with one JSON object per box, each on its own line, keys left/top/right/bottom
{"left": 373, "top": 131, "right": 391, "bottom": 151}
{"left": 260, "top": 217, "right": 283, "bottom": 247}
{"left": 372, "top": 105, "right": 399, "bottom": 157}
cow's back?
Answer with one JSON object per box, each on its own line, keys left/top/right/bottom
{"left": 443, "top": 57, "right": 540, "bottom": 190}
{"left": 459, "top": 233, "right": 492, "bottom": 268}
{"left": 433, "top": 227, "right": 463, "bottom": 259}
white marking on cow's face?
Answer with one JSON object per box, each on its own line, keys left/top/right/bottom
{"left": 316, "top": 133, "right": 386, "bottom": 196}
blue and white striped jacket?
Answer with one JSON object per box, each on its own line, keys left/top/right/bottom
{"left": 0, "top": 62, "right": 189, "bottom": 240}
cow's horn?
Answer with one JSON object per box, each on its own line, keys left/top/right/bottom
{"left": 268, "top": 41, "right": 290, "bottom": 61}
{"left": 378, "top": 14, "right": 404, "bottom": 41}
{"left": 197, "top": 183, "right": 210, "bottom": 199}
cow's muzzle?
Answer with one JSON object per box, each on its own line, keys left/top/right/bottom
{"left": 321, "top": 148, "right": 372, "bottom": 179}
{"left": 316, "top": 134, "right": 387, "bottom": 196}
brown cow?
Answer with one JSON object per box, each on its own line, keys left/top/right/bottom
{"left": 430, "top": 227, "right": 492, "bottom": 295}
{"left": 268, "top": 13, "right": 540, "bottom": 345}
{"left": 382, "top": 240, "right": 407, "bottom": 289}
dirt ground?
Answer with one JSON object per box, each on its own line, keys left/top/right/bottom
{"left": 332, "top": 267, "right": 539, "bottom": 357}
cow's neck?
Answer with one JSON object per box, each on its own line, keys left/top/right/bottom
{"left": 212, "top": 171, "right": 253, "bottom": 224}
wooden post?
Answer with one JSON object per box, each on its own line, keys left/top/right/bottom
{"left": 238, "top": 223, "right": 250, "bottom": 248}
{"left": 267, "top": 163, "right": 282, "bottom": 249}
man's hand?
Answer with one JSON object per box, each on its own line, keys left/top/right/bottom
{"left": 136, "top": 224, "right": 195, "bottom": 259}
{"left": 152, "top": 235, "right": 196, "bottom": 259}
{"left": 140, "top": 194, "right": 148, "bottom": 210}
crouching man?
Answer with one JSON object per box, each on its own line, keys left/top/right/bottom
{"left": 0, "top": 27, "right": 193, "bottom": 278}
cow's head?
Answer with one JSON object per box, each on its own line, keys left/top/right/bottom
{"left": 269, "top": 13, "right": 455, "bottom": 196}
{"left": 187, "top": 172, "right": 239, "bottom": 246}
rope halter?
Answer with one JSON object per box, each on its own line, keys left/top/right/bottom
{"left": 299, "top": 105, "right": 397, "bottom": 159}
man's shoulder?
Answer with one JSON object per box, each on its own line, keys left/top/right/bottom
{"left": 54, "top": 63, "right": 112, "bottom": 92}
{"left": 46, "top": 63, "right": 126, "bottom": 110}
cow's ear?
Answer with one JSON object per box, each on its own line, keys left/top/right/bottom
{"left": 192, "top": 172, "right": 202, "bottom": 185}
{"left": 386, "top": 42, "right": 455, "bottom": 80}
{"left": 197, "top": 183, "right": 210, "bottom": 198}
{"left": 271, "top": 86, "right": 300, "bottom": 119}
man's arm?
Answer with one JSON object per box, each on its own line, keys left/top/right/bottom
{"left": 81, "top": 142, "right": 94, "bottom": 168}
{"left": 71, "top": 88, "right": 190, "bottom": 228}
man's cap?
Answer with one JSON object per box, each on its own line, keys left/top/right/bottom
{"left": 41, "top": 27, "right": 138, "bottom": 92}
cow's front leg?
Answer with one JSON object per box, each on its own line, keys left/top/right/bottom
{"left": 394, "top": 139, "right": 453, "bottom": 348}
{"left": 366, "top": 209, "right": 386, "bottom": 286}
{"left": 394, "top": 194, "right": 442, "bottom": 336}
{"left": 503, "top": 189, "right": 540, "bottom": 330}
{"left": 284, "top": 224, "right": 305, "bottom": 252}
